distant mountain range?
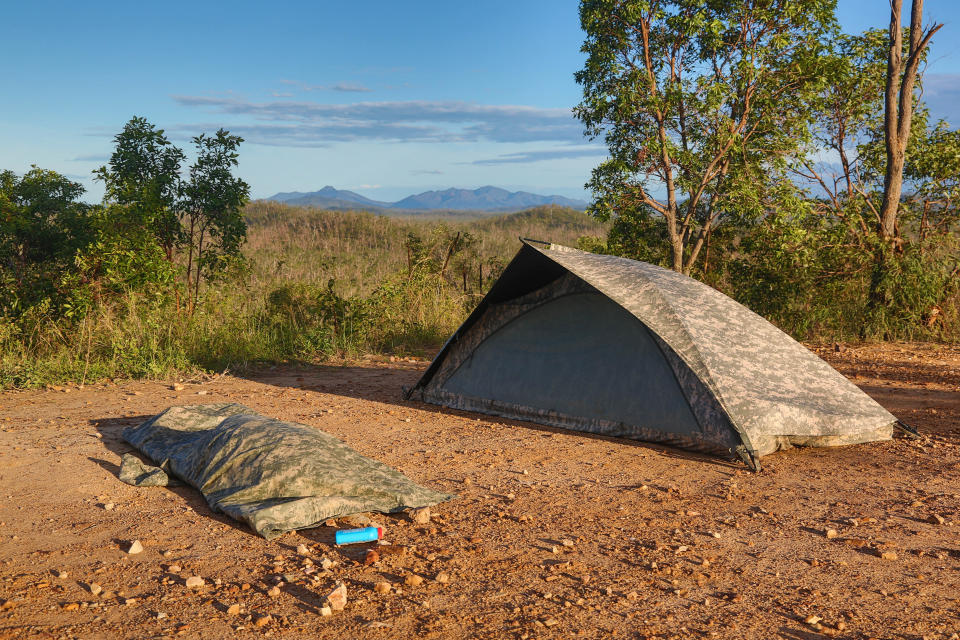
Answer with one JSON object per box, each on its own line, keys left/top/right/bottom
{"left": 266, "top": 185, "right": 587, "bottom": 212}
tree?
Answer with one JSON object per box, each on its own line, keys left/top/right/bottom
{"left": 878, "top": 0, "right": 942, "bottom": 246}
{"left": 575, "top": 0, "right": 836, "bottom": 274}
{"left": 0, "top": 167, "right": 89, "bottom": 310}
{"left": 181, "top": 130, "right": 250, "bottom": 309}
{"left": 94, "top": 117, "right": 186, "bottom": 260}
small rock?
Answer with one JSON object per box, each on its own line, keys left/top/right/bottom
{"left": 404, "top": 574, "right": 424, "bottom": 587}
{"left": 196, "top": 390, "right": 209, "bottom": 396}
{"left": 434, "top": 572, "right": 450, "bottom": 584}
{"left": 542, "top": 617, "right": 559, "bottom": 627}
{"left": 561, "top": 539, "right": 574, "bottom": 547}
{"left": 57, "top": 571, "right": 68, "bottom": 579}
{"left": 880, "top": 551, "right": 898, "bottom": 561}
{"left": 103, "top": 502, "right": 115, "bottom": 511}
{"left": 319, "top": 605, "right": 332, "bottom": 617}
{"left": 253, "top": 614, "right": 272, "bottom": 627}
{"left": 62, "top": 602, "right": 79, "bottom": 611}
{"left": 374, "top": 581, "right": 391, "bottom": 595}
{"left": 89, "top": 583, "right": 102, "bottom": 596}
{"left": 462, "top": 477, "right": 473, "bottom": 485}
{"left": 0, "top": 600, "right": 15, "bottom": 611}
{"left": 626, "top": 591, "right": 638, "bottom": 601}
{"left": 410, "top": 507, "right": 431, "bottom": 525}
{"left": 929, "top": 514, "right": 946, "bottom": 525}
{"left": 127, "top": 540, "right": 143, "bottom": 555}
{"left": 124, "top": 598, "right": 137, "bottom": 605}
{"left": 185, "top": 576, "right": 205, "bottom": 589}
{"left": 226, "top": 603, "right": 241, "bottom": 615}
{"left": 319, "top": 556, "right": 334, "bottom": 570}
{"left": 804, "top": 614, "right": 822, "bottom": 625}
{"left": 325, "top": 583, "right": 347, "bottom": 611}
{"left": 171, "top": 384, "right": 184, "bottom": 391}
{"left": 297, "top": 544, "right": 310, "bottom": 555}
{"left": 267, "top": 586, "right": 281, "bottom": 598}
{"left": 156, "top": 611, "right": 167, "bottom": 620}
{"left": 825, "top": 529, "right": 838, "bottom": 539}
{"left": 167, "top": 564, "right": 181, "bottom": 574}
{"left": 364, "top": 550, "right": 380, "bottom": 565}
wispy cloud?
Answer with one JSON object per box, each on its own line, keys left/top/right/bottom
{"left": 331, "top": 83, "right": 373, "bottom": 93}
{"left": 278, "top": 79, "right": 373, "bottom": 93}
{"left": 470, "top": 147, "right": 607, "bottom": 165}
{"left": 411, "top": 169, "right": 444, "bottom": 175}
{"left": 172, "top": 96, "right": 584, "bottom": 146}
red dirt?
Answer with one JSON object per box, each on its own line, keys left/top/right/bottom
{"left": 1, "top": 343, "right": 959, "bottom": 639}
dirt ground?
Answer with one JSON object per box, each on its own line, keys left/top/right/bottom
{"left": 1, "top": 342, "right": 959, "bottom": 640}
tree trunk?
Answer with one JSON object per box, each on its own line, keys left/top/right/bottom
{"left": 878, "top": 0, "right": 942, "bottom": 244}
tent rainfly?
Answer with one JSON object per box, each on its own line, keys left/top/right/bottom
{"left": 406, "top": 241, "right": 899, "bottom": 469}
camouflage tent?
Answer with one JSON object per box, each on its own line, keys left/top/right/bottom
{"left": 406, "top": 242, "right": 897, "bottom": 469}
{"left": 123, "top": 404, "right": 453, "bottom": 539}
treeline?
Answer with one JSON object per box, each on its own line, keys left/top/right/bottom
{"left": 575, "top": 1, "right": 959, "bottom": 340}
{"left": 0, "top": 140, "right": 604, "bottom": 388}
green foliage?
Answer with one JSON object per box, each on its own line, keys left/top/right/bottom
{"left": 94, "top": 117, "right": 186, "bottom": 257}
{"left": 576, "top": 0, "right": 837, "bottom": 273}
{"left": 182, "top": 129, "right": 251, "bottom": 306}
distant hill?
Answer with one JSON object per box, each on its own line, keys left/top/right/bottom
{"left": 265, "top": 185, "right": 587, "bottom": 213}
{"left": 270, "top": 186, "right": 391, "bottom": 209}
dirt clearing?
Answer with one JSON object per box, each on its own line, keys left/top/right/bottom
{"left": 1, "top": 343, "right": 959, "bottom": 639}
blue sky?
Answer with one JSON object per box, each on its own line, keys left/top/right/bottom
{"left": 2, "top": 1, "right": 959, "bottom": 203}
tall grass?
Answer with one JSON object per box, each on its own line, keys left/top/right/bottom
{"left": 0, "top": 204, "right": 606, "bottom": 387}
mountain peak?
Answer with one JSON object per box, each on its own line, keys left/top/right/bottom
{"left": 266, "top": 186, "right": 587, "bottom": 213}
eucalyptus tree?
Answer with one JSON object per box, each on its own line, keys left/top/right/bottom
{"left": 181, "top": 129, "right": 250, "bottom": 309}
{"left": 575, "top": 0, "right": 837, "bottom": 274}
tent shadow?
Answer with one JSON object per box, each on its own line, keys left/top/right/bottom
{"left": 232, "top": 362, "right": 742, "bottom": 471}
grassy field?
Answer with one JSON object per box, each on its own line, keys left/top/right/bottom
{"left": 0, "top": 203, "right": 605, "bottom": 388}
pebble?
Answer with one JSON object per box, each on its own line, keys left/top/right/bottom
{"left": 626, "top": 591, "right": 638, "bottom": 601}
{"left": 929, "top": 514, "right": 946, "bottom": 525}
{"left": 267, "top": 586, "right": 281, "bottom": 598}
{"left": 89, "top": 583, "right": 102, "bottom": 596}
{"left": 374, "top": 581, "right": 392, "bottom": 595}
{"left": 319, "top": 556, "right": 334, "bottom": 570}
{"left": 297, "top": 544, "right": 310, "bottom": 555}
{"left": 825, "top": 529, "right": 838, "bottom": 539}
{"left": 185, "top": 576, "right": 205, "bottom": 589}
{"left": 253, "top": 614, "right": 272, "bottom": 627}
{"left": 561, "top": 539, "right": 574, "bottom": 548}
{"left": 127, "top": 540, "right": 143, "bottom": 555}
{"left": 325, "top": 583, "right": 347, "bottom": 611}
{"left": 103, "top": 502, "right": 115, "bottom": 511}
{"left": 197, "top": 390, "right": 209, "bottom": 396}
{"left": 410, "top": 507, "right": 432, "bottom": 525}
{"left": 57, "top": 571, "right": 68, "bottom": 579}
{"left": 319, "top": 606, "right": 332, "bottom": 617}
{"left": 880, "top": 551, "right": 898, "bottom": 561}
{"left": 63, "top": 602, "right": 79, "bottom": 611}
{"left": 805, "top": 614, "right": 822, "bottom": 625}
{"left": 226, "top": 604, "right": 241, "bottom": 615}
{"left": 171, "top": 384, "right": 184, "bottom": 391}
{"left": 167, "top": 564, "right": 182, "bottom": 573}
{"left": 435, "top": 572, "right": 450, "bottom": 584}
{"left": 404, "top": 574, "right": 424, "bottom": 587}
{"left": 364, "top": 550, "right": 380, "bottom": 565}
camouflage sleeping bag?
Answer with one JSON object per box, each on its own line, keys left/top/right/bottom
{"left": 122, "top": 403, "right": 453, "bottom": 539}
